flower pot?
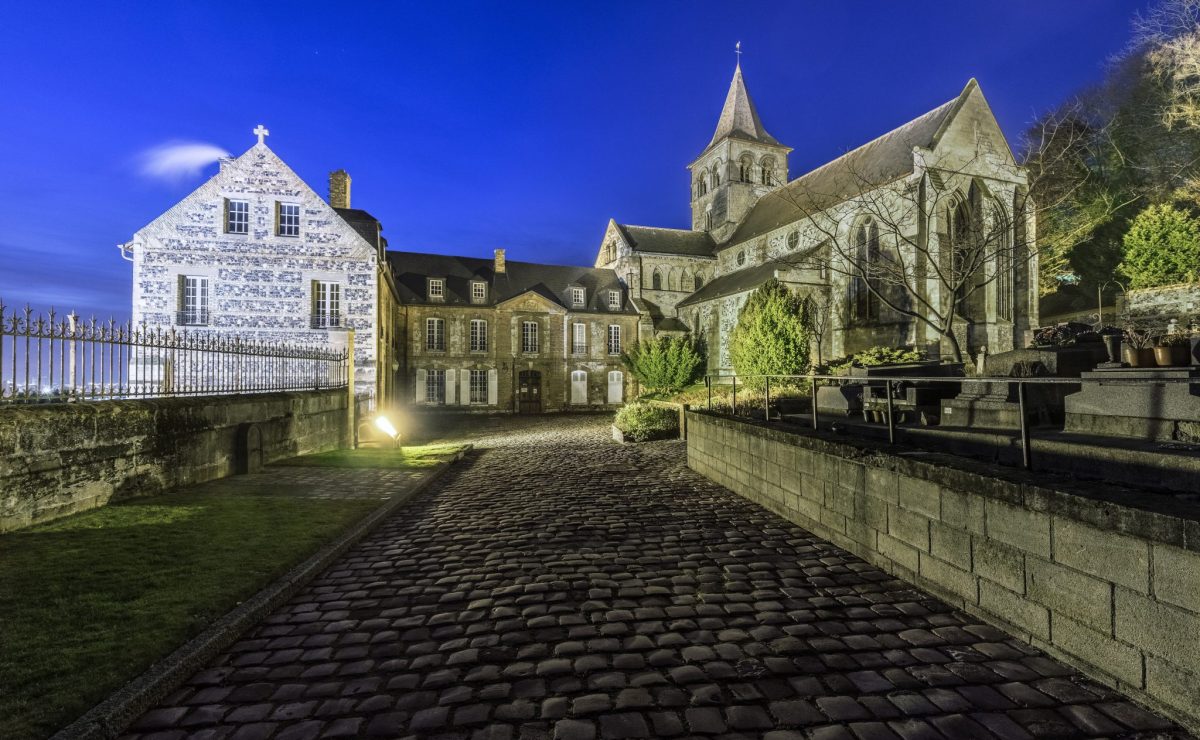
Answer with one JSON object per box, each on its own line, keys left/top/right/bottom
{"left": 1154, "top": 345, "right": 1189, "bottom": 367}
{"left": 1123, "top": 346, "right": 1156, "bottom": 367}
{"left": 1103, "top": 334, "right": 1122, "bottom": 364}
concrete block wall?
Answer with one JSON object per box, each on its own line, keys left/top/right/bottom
{"left": 0, "top": 389, "right": 349, "bottom": 533}
{"left": 686, "top": 411, "right": 1200, "bottom": 732}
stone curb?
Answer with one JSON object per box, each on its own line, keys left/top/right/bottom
{"left": 52, "top": 444, "right": 473, "bottom": 740}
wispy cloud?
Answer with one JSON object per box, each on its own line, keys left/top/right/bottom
{"left": 138, "top": 141, "right": 230, "bottom": 182}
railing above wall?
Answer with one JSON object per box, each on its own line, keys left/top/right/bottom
{"left": 0, "top": 299, "right": 349, "bottom": 404}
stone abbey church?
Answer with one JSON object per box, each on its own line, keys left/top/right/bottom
{"left": 125, "top": 65, "right": 1036, "bottom": 412}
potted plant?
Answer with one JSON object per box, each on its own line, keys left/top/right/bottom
{"left": 1155, "top": 333, "right": 1192, "bottom": 367}
{"left": 1122, "top": 326, "right": 1157, "bottom": 367}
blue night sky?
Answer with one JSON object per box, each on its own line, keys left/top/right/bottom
{"left": 0, "top": 1, "right": 1149, "bottom": 321}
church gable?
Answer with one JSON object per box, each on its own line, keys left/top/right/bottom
{"left": 928, "top": 80, "right": 1017, "bottom": 170}
{"left": 594, "top": 219, "right": 627, "bottom": 267}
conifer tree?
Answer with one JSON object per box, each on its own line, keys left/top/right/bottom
{"left": 729, "top": 278, "right": 812, "bottom": 387}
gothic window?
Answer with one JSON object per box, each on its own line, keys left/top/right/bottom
{"left": 572, "top": 322, "right": 587, "bottom": 355}
{"left": 993, "top": 205, "right": 1015, "bottom": 321}
{"left": 311, "top": 280, "right": 341, "bottom": 328}
{"left": 425, "top": 369, "right": 445, "bottom": 404}
{"left": 694, "top": 274, "right": 704, "bottom": 289}
{"left": 177, "top": 275, "right": 210, "bottom": 326}
{"left": 425, "top": 317, "right": 445, "bottom": 351}
{"left": 469, "top": 369, "right": 488, "bottom": 404}
{"left": 470, "top": 319, "right": 487, "bottom": 352}
{"left": 652, "top": 270, "right": 662, "bottom": 290}
{"left": 608, "top": 324, "right": 622, "bottom": 355}
{"left": 736, "top": 250, "right": 746, "bottom": 267}
{"left": 521, "top": 321, "right": 539, "bottom": 353}
{"left": 851, "top": 218, "right": 881, "bottom": 321}
{"left": 224, "top": 199, "right": 249, "bottom": 234}
{"left": 470, "top": 281, "right": 487, "bottom": 303}
{"left": 276, "top": 202, "right": 300, "bottom": 237}
{"left": 427, "top": 278, "right": 445, "bottom": 301}
{"left": 705, "top": 211, "right": 713, "bottom": 230}
{"left": 760, "top": 158, "right": 775, "bottom": 186}
{"left": 787, "top": 230, "right": 800, "bottom": 250}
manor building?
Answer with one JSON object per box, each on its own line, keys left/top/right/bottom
{"left": 124, "top": 63, "right": 1037, "bottom": 410}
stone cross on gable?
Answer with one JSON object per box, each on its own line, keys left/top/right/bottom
{"left": 254, "top": 124, "right": 269, "bottom": 145}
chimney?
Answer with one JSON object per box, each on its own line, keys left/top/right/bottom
{"left": 329, "top": 169, "right": 351, "bottom": 209}
{"left": 494, "top": 248, "right": 506, "bottom": 274}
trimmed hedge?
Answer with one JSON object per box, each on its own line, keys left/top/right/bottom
{"left": 614, "top": 402, "right": 679, "bottom": 442}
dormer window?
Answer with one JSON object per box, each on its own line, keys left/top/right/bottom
{"left": 471, "top": 281, "right": 487, "bottom": 304}
{"left": 608, "top": 290, "right": 621, "bottom": 310}
{"left": 570, "top": 286, "right": 585, "bottom": 307}
{"left": 428, "top": 278, "right": 445, "bottom": 301}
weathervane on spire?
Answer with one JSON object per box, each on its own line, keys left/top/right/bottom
{"left": 735, "top": 41, "right": 742, "bottom": 65}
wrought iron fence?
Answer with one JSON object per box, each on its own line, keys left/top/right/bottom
{"left": 1, "top": 300, "right": 349, "bottom": 404}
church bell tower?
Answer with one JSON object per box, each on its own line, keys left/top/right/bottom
{"left": 688, "top": 59, "right": 791, "bottom": 241}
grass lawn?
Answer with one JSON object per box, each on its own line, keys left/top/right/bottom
{"left": 273, "top": 442, "right": 464, "bottom": 469}
{"left": 0, "top": 442, "right": 461, "bottom": 740}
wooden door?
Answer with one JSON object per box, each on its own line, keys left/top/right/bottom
{"left": 517, "top": 370, "right": 542, "bottom": 414}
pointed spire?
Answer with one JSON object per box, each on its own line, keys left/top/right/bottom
{"left": 708, "top": 59, "right": 779, "bottom": 148}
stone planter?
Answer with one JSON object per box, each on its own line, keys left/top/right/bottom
{"left": 1154, "top": 345, "right": 1189, "bottom": 367}
{"left": 1123, "top": 346, "right": 1156, "bottom": 368}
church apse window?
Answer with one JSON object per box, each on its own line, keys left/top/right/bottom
{"left": 276, "top": 202, "right": 300, "bottom": 237}
{"left": 224, "top": 199, "right": 249, "bottom": 235}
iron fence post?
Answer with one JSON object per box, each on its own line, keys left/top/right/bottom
{"left": 810, "top": 375, "right": 818, "bottom": 430}
{"left": 706, "top": 375, "right": 712, "bottom": 411}
{"left": 1017, "top": 380, "right": 1032, "bottom": 470}
{"left": 885, "top": 379, "right": 895, "bottom": 445}
{"left": 764, "top": 376, "right": 771, "bottom": 423}
{"left": 732, "top": 375, "right": 737, "bottom": 416}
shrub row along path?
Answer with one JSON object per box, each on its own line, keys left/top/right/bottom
{"left": 121, "top": 416, "right": 1186, "bottom": 740}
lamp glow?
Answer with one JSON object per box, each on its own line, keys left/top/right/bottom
{"left": 374, "top": 415, "right": 399, "bottom": 440}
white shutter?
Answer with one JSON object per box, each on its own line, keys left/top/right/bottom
{"left": 460, "top": 369, "right": 471, "bottom": 405}
{"left": 445, "top": 369, "right": 457, "bottom": 405}
{"left": 415, "top": 369, "right": 427, "bottom": 403}
{"left": 571, "top": 370, "right": 588, "bottom": 405}
{"left": 487, "top": 368, "right": 498, "bottom": 405}
{"left": 608, "top": 370, "right": 624, "bottom": 404}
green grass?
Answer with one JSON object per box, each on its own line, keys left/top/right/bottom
{"left": 0, "top": 488, "right": 386, "bottom": 739}
{"left": 273, "top": 442, "right": 464, "bottom": 469}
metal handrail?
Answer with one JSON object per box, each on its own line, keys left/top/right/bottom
{"left": 702, "top": 370, "right": 1199, "bottom": 470}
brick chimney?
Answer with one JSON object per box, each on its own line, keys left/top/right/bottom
{"left": 329, "top": 170, "right": 351, "bottom": 209}
{"left": 494, "top": 248, "right": 506, "bottom": 274}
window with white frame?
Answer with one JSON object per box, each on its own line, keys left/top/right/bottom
{"left": 470, "top": 319, "right": 488, "bottom": 352}
{"left": 572, "top": 322, "right": 587, "bottom": 355}
{"left": 178, "top": 275, "right": 210, "bottom": 325}
{"left": 426, "top": 317, "right": 445, "bottom": 351}
{"left": 225, "top": 199, "right": 249, "bottom": 234}
{"left": 521, "top": 321, "right": 539, "bottom": 353}
{"left": 607, "top": 324, "right": 621, "bottom": 355}
{"left": 469, "top": 369, "right": 487, "bottom": 404}
{"left": 427, "top": 278, "right": 445, "bottom": 301}
{"left": 425, "top": 369, "right": 445, "bottom": 404}
{"left": 570, "top": 286, "right": 585, "bottom": 307}
{"left": 311, "top": 280, "right": 341, "bottom": 328}
{"left": 608, "top": 290, "right": 621, "bottom": 309}
{"left": 276, "top": 202, "right": 300, "bottom": 237}
{"left": 471, "top": 281, "right": 487, "bottom": 304}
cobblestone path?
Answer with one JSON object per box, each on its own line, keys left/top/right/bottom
{"left": 123, "top": 417, "right": 1186, "bottom": 740}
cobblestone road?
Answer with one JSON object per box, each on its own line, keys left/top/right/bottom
{"left": 123, "top": 417, "right": 1186, "bottom": 740}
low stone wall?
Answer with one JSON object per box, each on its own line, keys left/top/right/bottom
{"left": 687, "top": 411, "right": 1200, "bottom": 732}
{"left": 0, "top": 390, "right": 349, "bottom": 532}
{"left": 1126, "top": 282, "right": 1200, "bottom": 324}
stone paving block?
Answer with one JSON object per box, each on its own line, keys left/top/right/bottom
{"left": 113, "top": 418, "right": 1182, "bottom": 740}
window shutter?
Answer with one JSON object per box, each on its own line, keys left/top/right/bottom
{"left": 311, "top": 280, "right": 319, "bottom": 324}
{"left": 487, "top": 369, "right": 498, "bottom": 405}
{"left": 415, "top": 369, "right": 427, "bottom": 403}
{"left": 177, "top": 274, "right": 186, "bottom": 312}
{"left": 445, "top": 369, "right": 457, "bottom": 405}
{"left": 460, "top": 369, "right": 470, "bottom": 405}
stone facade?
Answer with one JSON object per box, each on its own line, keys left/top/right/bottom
{"left": 687, "top": 411, "right": 1200, "bottom": 732}
{"left": 596, "top": 70, "right": 1039, "bottom": 370}
{"left": 124, "top": 136, "right": 397, "bottom": 403}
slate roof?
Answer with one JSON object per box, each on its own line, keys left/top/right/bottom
{"left": 386, "top": 251, "right": 637, "bottom": 314}
{"left": 615, "top": 224, "right": 717, "bottom": 257}
{"left": 702, "top": 63, "right": 786, "bottom": 155}
{"left": 724, "top": 80, "right": 975, "bottom": 246}
{"left": 334, "top": 208, "right": 387, "bottom": 251}
{"left": 654, "top": 317, "right": 690, "bottom": 333}
{"left": 677, "top": 255, "right": 819, "bottom": 308}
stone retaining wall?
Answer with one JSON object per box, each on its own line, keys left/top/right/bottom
{"left": 0, "top": 389, "right": 349, "bottom": 532}
{"left": 686, "top": 411, "right": 1200, "bottom": 732}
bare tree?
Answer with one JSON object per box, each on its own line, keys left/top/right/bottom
{"left": 769, "top": 123, "right": 1115, "bottom": 364}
